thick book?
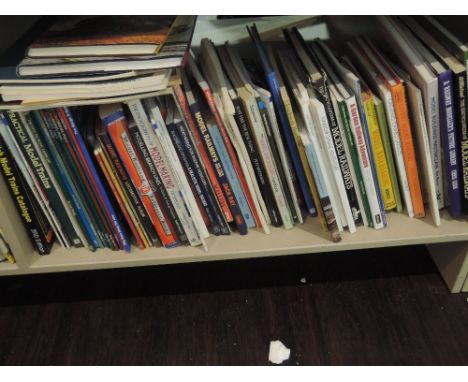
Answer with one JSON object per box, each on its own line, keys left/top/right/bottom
{"left": 18, "top": 16, "right": 197, "bottom": 77}
{"left": 0, "top": 133, "right": 54, "bottom": 255}
{"left": 100, "top": 103, "right": 179, "bottom": 248}
{"left": 247, "top": 24, "right": 317, "bottom": 218}
{"left": 26, "top": 16, "right": 176, "bottom": 57}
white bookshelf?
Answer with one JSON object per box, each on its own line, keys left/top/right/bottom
{"left": 0, "top": 16, "right": 467, "bottom": 293}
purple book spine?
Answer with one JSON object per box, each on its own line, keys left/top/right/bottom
{"left": 439, "top": 70, "right": 462, "bottom": 216}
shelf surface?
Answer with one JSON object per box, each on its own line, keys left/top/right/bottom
{"left": 2, "top": 210, "right": 462, "bottom": 275}
{"left": 0, "top": 262, "right": 19, "bottom": 275}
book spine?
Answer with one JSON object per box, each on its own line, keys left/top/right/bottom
{"left": 94, "top": 146, "right": 145, "bottom": 249}
{"left": 183, "top": 98, "right": 233, "bottom": 224}
{"left": 314, "top": 79, "right": 361, "bottom": 228}
{"left": 336, "top": 100, "right": 371, "bottom": 226}
{"left": 301, "top": 137, "right": 341, "bottom": 242}
{"left": 173, "top": 84, "right": 228, "bottom": 232}
{"left": 364, "top": 100, "right": 396, "bottom": 211}
{"left": 61, "top": 108, "right": 130, "bottom": 250}
{"left": 146, "top": 100, "right": 206, "bottom": 244}
{"left": 375, "top": 100, "right": 403, "bottom": 213}
{"left": 35, "top": 110, "right": 100, "bottom": 249}
{"left": 176, "top": 115, "right": 230, "bottom": 235}
{"left": 103, "top": 110, "right": 179, "bottom": 248}
{"left": 391, "top": 84, "right": 425, "bottom": 218}
{"left": 97, "top": 131, "right": 160, "bottom": 247}
{"left": 233, "top": 98, "right": 281, "bottom": 227}
{"left": 1, "top": 113, "right": 70, "bottom": 248}
{"left": 126, "top": 105, "right": 187, "bottom": 243}
{"left": 254, "top": 96, "right": 293, "bottom": 228}
{"left": 49, "top": 109, "right": 110, "bottom": 248}
{"left": 5, "top": 110, "right": 82, "bottom": 247}
{"left": 280, "top": 88, "right": 316, "bottom": 222}
{"left": 189, "top": 102, "right": 247, "bottom": 235}
{"left": 201, "top": 86, "right": 257, "bottom": 228}
{"left": 454, "top": 69, "right": 468, "bottom": 214}
{"left": 24, "top": 111, "right": 88, "bottom": 248}
{"left": 0, "top": 135, "right": 53, "bottom": 255}
{"left": 265, "top": 71, "right": 317, "bottom": 216}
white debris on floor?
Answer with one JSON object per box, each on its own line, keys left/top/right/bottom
{"left": 268, "top": 340, "right": 291, "bottom": 365}
{"left": 300, "top": 277, "right": 306, "bottom": 284}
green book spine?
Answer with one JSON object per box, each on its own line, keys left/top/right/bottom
{"left": 337, "top": 100, "right": 373, "bottom": 227}
{"left": 375, "top": 100, "right": 403, "bottom": 213}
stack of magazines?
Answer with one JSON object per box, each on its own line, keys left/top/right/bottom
{"left": 0, "top": 15, "right": 197, "bottom": 105}
{"left": 0, "top": 15, "right": 467, "bottom": 255}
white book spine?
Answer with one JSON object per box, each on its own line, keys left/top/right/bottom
{"left": 424, "top": 81, "right": 443, "bottom": 209}
{"left": 310, "top": 98, "right": 355, "bottom": 233}
{"left": 345, "top": 97, "right": 385, "bottom": 229}
{"left": 297, "top": 99, "right": 343, "bottom": 232}
{"left": 127, "top": 99, "right": 203, "bottom": 246}
{"left": 148, "top": 101, "right": 208, "bottom": 243}
{"left": 243, "top": 95, "right": 293, "bottom": 229}
{"left": 380, "top": 90, "right": 414, "bottom": 218}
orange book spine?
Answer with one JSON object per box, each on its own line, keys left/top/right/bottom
{"left": 94, "top": 147, "right": 146, "bottom": 249}
{"left": 106, "top": 116, "right": 179, "bottom": 247}
{"left": 202, "top": 87, "right": 261, "bottom": 227}
{"left": 391, "top": 83, "right": 425, "bottom": 217}
{"left": 173, "top": 84, "right": 233, "bottom": 223}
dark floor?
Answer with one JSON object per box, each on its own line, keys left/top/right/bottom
{"left": 0, "top": 245, "right": 467, "bottom": 365}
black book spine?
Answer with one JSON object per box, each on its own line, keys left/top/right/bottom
{"left": 455, "top": 71, "right": 468, "bottom": 214}
{"left": 126, "top": 123, "right": 187, "bottom": 243}
{"left": 167, "top": 117, "right": 222, "bottom": 236}
{"left": 189, "top": 101, "right": 248, "bottom": 235}
{"left": 314, "top": 76, "right": 362, "bottom": 225}
{"left": 176, "top": 118, "right": 231, "bottom": 235}
{"left": 97, "top": 129, "right": 161, "bottom": 247}
{"left": 0, "top": 135, "right": 53, "bottom": 255}
{"left": 232, "top": 97, "right": 282, "bottom": 227}
{"left": 4, "top": 111, "right": 81, "bottom": 247}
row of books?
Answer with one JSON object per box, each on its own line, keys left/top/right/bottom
{"left": 0, "top": 15, "right": 467, "bottom": 255}
{"left": 0, "top": 15, "right": 197, "bottom": 104}
{"left": 0, "top": 228, "right": 15, "bottom": 264}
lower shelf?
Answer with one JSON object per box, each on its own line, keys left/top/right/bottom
{"left": 1, "top": 210, "right": 466, "bottom": 276}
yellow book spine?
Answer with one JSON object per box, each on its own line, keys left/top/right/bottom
{"left": 280, "top": 88, "right": 327, "bottom": 231}
{"left": 364, "top": 99, "right": 397, "bottom": 210}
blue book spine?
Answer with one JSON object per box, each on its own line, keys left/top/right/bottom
{"left": 63, "top": 107, "right": 131, "bottom": 252}
{"left": 357, "top": 99, "right": 387, "bottom": 226}
{"left": 209, "top": 124, "right": 255, "bottom": 228}
{"left": 439, "top": 71, "right": 462, "bottom": 216}
{"left": 265, "top": 71, "right": 316, "bottom": 216}
{"left": 31, "top": 111, "right": 99, "bottom": 250}
{"left": 303, "top": 143, "right": 328, "bottom": 199}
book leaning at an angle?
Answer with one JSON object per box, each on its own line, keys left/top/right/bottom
{"left": 183, "top": 60, "right": 248, "bottom": 235}
{"left": 279, "top": 52, "right": 341, "bottom": 241}
{"left": 377, "top": 16, "right": 443, "bottom": 211}
{"left": 0, "top": 113, "right": 69, "bottom": 249}
{"left": 219, "top": 43, "right": 290, "bottom": 229}
{"left": 100, "top": 103, "right": 180, "bottom": 248}
{"left": 18, "top": 16, "right": 197, "bottom": 77}
{"left": 198, "top": 38, "right": 267, "bottom": 232}
{"left": 247, "top": 24, "right": 317, "bottom": 218}
{"left": 347, "top": 38, "right": 414, "bottom": 219}
{"left": 400, "top": 16, "right": 463, "bottom": 217}
{"left": 389, "top": 60, "right": 441, "bottom": 226}
{"left": 0, "top": 133, "right": 54, "bottom": 255}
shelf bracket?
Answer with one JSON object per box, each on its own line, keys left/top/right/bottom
{"left": 427, "top": 241, "right": 468, "bottom": 293}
